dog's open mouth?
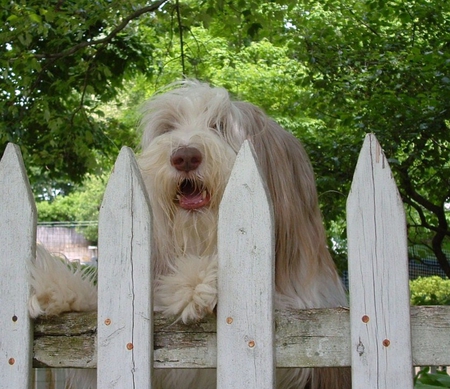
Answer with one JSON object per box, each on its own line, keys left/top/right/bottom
{"left": 176, "top": 180, "right": 211, "bottom": 210}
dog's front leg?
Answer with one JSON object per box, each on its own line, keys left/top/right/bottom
{"left": 155, "top": 255, "right": 218, "bottom": 323}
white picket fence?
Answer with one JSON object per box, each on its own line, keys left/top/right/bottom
{"left": 1, "top": 134, "right": 449, "bottom": 389}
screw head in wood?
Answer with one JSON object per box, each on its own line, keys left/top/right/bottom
{"left": 8, "top": 358, "right": 15, "bottom": 365}
{"left": 126, "top": 343, "right": 134, "bottom": 350}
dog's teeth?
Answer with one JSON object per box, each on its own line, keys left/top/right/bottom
{"left": 202, "top": 191, "right": 207, "bottom": 199}
{"left": 176, "top": 195, "right": 181, "bottom": 201}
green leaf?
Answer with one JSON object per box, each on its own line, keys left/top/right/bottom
{"left": 85, "top": 131, "right": 94, "bottom": 144}
{"left": 29, "top": 13, "right": 42, "bottom": 24}
{"left": 415, "top": 383, "right": 446, "bottom": 389}
{"left": 436, "top": 373, "right": 450, "bottom": 386}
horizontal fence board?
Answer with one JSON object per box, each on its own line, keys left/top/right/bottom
{"left": 410, "top": 306, "right": 450, "bottom": 366}
{"left": 32, "top": 306, "right": 450, "bottom": 369}
{"left": 33, "top": 312, "right": 97, "bottom": 369}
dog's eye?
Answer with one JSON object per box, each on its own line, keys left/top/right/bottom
{"left": 160, "top": 123, "right": 175, "bottom": 134}
{"left": 210, "top": 122, "right": 224, "bottom": 134}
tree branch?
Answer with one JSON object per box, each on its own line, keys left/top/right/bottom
{"left": 175, "top": 0, "right": 186, "bottom": 75}
{"left": 34, "top": 0, "right": 169, "bottom": 60}
{"left": 21, "top": 0, "right": 169, "bottom": 123}
{"left": 398, "top": 166, "right": 450, "bottom": 277}
{"left": 403, "top": 196, "right": 435, "bottom": 232}
{"left": 344, "top": 7, "right": 381, "bottom": 37}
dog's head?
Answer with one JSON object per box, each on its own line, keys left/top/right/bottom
{"left": 138, "top": 80, "right": 344, "bottom": 307}
{"left": 139, "top": 81, "right": 245, "bottom": 217}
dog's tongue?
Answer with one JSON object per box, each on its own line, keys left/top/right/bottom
{"left": 178, "top": 181, "right": 210, "bottom": 210}
{"left": 179, "top": 193, "right": 209, "bottom": 209}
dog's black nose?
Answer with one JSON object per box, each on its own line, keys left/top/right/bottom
{"left": 171, "top": 147, "right": 202, "bottom": 172}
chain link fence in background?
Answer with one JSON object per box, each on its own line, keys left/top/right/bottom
{"left": 409, "top": 246, "right": 449, "bottom": 279}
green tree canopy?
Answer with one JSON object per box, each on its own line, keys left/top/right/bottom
{"left": 1, "top": 0, "right": 167, "bottom": 195}
{"left": 284, "top": 0, "right": 450, "bottom": 274}
{"left": 1, "top": 0, "right": 449, "bottom": 274}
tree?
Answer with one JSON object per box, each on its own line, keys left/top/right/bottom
{"left": 3, "top": 0, "right": 449, "bottom": 274}
{"left": 1, "top": 0, "right": 167, "bottom": 196}
{"left": 285, "top": 0, "right": 450, "bottom": 275}
{"left": 37, "top": 173, "right": 106, "bottom": 243}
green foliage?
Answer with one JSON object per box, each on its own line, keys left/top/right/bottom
{"left": 284, "top": 0, "right": 450, "bottom": 275}
{"left": 3, "top": 0, "right": 450, "bottom": 275}
{"left": 36, "top": 196, "right": 77, "bottom": 222}
{"left": 415, "top": 367, "right": 450, "bottom": 388}
{"left": 36, "top": 174, "right": 106, "bottom": 243}
{"left": 410, "top": 276, "right": 450, "bottom": 306}
{"left": 1, "top": 0, "right": 157, "bottom": 195}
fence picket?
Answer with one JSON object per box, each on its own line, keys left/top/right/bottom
{"left": 347, "top": 134, "right": 413, "bottom": 388}
{"left": 0, "top": 144, "right": 36, "bottom": 389}
{"left": 4, "top": 134, "right": 448, "bottom": 388}
{"left": 97, "top": 147, "right": 153, "bottom": 388}
{"left": 217, "top": 140, "right": 275, "bottom": 389}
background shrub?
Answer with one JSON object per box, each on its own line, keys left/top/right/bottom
{"left": 410, "top": 276, "right": 450, "bottom": 306}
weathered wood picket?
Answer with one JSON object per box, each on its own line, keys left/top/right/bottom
{"left": 348, "top": 135, "right": 414, "bottom": 388}
{"left": 1, "top": 134, "right": 450, "bottom": 389}
{"left": 0, "top": 144, "right": 36, "bottom": 389}
{"left": 97, "top": 147, "right": 153, "bottom": 388}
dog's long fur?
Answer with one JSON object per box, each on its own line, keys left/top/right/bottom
{"left": 29, "top": 80, "right": 350, "bottom": 388}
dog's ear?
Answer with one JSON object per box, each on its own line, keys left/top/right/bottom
{"left": 233, "top": 102, "right": 340, "bottom": 302}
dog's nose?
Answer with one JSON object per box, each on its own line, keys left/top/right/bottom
{"left": 171, "top": 147, "right": 202, "bottom": 172}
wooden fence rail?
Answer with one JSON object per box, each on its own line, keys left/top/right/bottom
{"left": 1, "top": 134, "right": 450, "bottom": 389}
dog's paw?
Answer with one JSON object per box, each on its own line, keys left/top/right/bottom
{"left": 155, "top": 255, "right": 217, "bottom": 323}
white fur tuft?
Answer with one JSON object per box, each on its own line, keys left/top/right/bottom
{"left": 155, "top": 255, "right": 218, "bottom": 323}
{"left": 28, "top": 245, "right": 97, "bottom": 318}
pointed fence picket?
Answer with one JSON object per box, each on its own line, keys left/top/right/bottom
{"left": 97, "top": 147, "right": 153, "bottom": 388}
{"left": 347, "top": 134, "right": 413, "bottom": 388}
{"left": 0, "top": 134, "right": 449, "bottom": 389}
{"left": 217, "top": 140, "right": 275, "bottom": 389}
{"left": 0, "top": 144, "right": 36, "bottom": 389}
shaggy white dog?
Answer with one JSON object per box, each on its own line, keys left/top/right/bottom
{"left": 29, "top": 81, "right": 350, "bottom": 388}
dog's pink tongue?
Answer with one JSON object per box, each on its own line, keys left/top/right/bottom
{"left": 179, "top": 192, "right": 210, "bottom": 210}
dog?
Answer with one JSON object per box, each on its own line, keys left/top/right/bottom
{"left": 29, "top": 80, "right": 350, "bottom": 388}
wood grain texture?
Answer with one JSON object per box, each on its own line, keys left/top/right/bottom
{"left": 217, "top": 140, "right": 275, "bottom": 389}
{"left": 32, "top": 306, "right": 450, "bottom": 369}
{"left": 97, "top": 146, "right": 153, "bottom": 388}
{"left": 0, "top": 144, "right": 36, "bottom": 389}
{"left": 347, "top": 134, "right": 413, "bottom": 388}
